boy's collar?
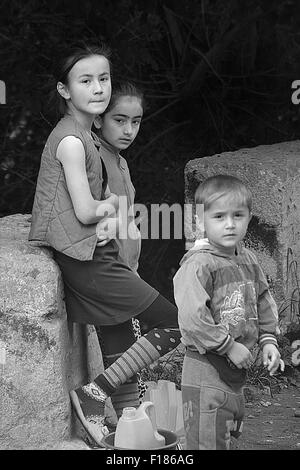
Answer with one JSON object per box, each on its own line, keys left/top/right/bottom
{"left": 191, "top": 237, "right": 243, "bottom": 257}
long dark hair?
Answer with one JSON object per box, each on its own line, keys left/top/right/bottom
{"left": 104, "top": 81, "right": 146, "bottom": 114}
{"left": 49, "top": 41, "right": 112, "bottom": 117}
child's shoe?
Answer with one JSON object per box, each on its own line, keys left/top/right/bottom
{"left": 70, "top": 382, "right": 109, "bottom": 447}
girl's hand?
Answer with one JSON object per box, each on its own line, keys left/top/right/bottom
{"left": 96, "top": 235, "right": 111, "bottom": 246}
{"left": 96, "top": 216, "right": 119, "bottom": 245}
{"left": 262, "top": 344, "right": 283, "bottom": 376}
{"left": 95, "top": 193, "right": 119, "bottom": 220}
{"left": 105, "top": 193, "right": 119, "bottom": 211}
{"left": 96, "top": 207, "right": 123, "bottom": 246}
{"left": 227, "top": 342, "right": 253, "bottom": 369}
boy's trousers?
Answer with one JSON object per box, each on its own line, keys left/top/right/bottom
{"left": 181, "top": 349, "right": 245, "bottom": 450}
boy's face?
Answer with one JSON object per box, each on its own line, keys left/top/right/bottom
{"left": 204, "top": 194, "right": 251, "bottom": 255}
{"left": 100, "top": 96, "right": 143, "bottom": 150}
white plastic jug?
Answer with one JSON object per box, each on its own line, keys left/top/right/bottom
{"left": 114, "top": 401, "right": 166, "bottom": 449}
{"left": 143, "top": 380, "right": 183, "bottom": 435}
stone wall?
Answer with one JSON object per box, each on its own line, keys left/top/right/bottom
{"left": 0, "top": 214, "right": 105, "bottom": 449}
{"left": 2, "top": 139, "right": 300, "bottom": 448}
{"left": 184, "top": 140, "right": 300, "bottom": 331}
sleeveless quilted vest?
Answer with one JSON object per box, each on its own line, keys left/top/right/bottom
{"left": 28, "top": 115, "right": 104, "bottom": 261}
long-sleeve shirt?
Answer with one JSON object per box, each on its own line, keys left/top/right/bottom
{"left": 173, "top": 238, "right": 279, "bottom": 356}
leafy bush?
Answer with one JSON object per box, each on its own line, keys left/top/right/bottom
{"left": 1, "top": 0, "right": 300, "bottom": 298}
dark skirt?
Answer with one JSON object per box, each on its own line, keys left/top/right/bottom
{"left": 54, "top": 240, "right": 159, "bottom": 326}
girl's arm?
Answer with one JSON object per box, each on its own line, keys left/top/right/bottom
{"left": 57, "top": 136, "right": 118, "bottom": 225}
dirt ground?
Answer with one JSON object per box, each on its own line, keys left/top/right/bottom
{"left": 232, "top": 383, "right": 300, "bottom": 450}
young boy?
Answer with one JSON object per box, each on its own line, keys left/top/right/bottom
{"left": 173, "top": 174, "right": 282, "bottom": 450}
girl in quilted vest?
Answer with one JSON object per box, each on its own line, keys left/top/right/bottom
{"left": 28, "top": 42, "right": 181, "bottom": 448}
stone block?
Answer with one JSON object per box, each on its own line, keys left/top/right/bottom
{"left": 0, "top": 214, "right": 104, "bottom": 449}
{"left": 184, "top": 140, "right": 300, "bottom": 330}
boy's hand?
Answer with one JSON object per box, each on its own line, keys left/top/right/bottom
{"left": 262, "top": 343, "right": 283, "bottom": 376}
{"left": 227, "top": 342, "right": 253, "bottom": 369}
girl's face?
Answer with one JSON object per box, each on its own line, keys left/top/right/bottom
{"left": 58, "top": 55, "right": 111, "bottom": 120}
{"left": 100, "top": 96, "right": 143, "bottom": 150}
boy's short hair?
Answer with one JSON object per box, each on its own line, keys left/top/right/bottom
{"left": 194, "top": 174, "right": 252, "bottom": 212}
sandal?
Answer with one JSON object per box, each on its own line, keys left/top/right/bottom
{"left": 70, "top": 383, "right": 108, "bottom": 447}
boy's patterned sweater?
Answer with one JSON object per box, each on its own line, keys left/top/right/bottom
{"left": 173, "top": 239, "right": 279, "bottom": 357}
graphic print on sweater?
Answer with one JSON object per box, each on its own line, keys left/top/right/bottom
{"left": 220, "top": 282, "right": 257, "bottom": 332}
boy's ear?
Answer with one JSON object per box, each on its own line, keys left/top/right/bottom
{"left": 248, "top": 211, "right": 253, "bottom": 223}
{"left": 57, "top": 82, "right": 70, "bottom": 100}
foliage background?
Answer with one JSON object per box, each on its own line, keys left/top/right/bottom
{"left": 1, "top": 0, "right": 300, "bottom": 300}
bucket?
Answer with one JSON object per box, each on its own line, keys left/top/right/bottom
{"left": 102, "top": 428, "right": 180, "bottom": 450}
